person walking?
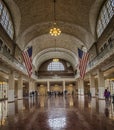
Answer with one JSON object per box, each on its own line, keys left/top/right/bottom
{"left": 104, "top": 89, "right": 110, "bottom": 104}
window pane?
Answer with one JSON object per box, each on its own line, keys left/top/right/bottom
{"left": 97, "top": 0, "right": 114, "bottom": 37}
{"left": 0, "top": 2, "right": 3, "bottom": 15}
{"left": 47, "top": 62, "right": 65, "bottom": 71}
{"left": 0, "top": 1, "right": 14, "bottom": 39}
{"left": 112, "top": 0, "right": 114, "bottom": 7}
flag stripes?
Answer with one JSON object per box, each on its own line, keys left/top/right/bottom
{"left": 78, "top": 48, "right": 89, "bottom": 79}
{"left": 22, "top": 46, "right": 32, "bottom": 77}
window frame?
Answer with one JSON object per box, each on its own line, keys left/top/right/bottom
{"left": 96, "top": 0, "right": 114, "bottom": 38}
{"left": 47, "top": 61, "right": 65, "bottom": 71}
{"left": 0, "top": 1, "right": 14, "bottom": 39}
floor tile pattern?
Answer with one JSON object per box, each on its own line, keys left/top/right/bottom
{"left": 0, "top": 95, "right": 114, "bottom": 130}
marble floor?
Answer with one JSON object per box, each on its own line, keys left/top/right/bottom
{"left": 0, "top": 95, "right": 114, "bottom": 130}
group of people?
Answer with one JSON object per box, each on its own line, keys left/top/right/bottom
{"left": 29, "top": 91, "right": 38, "bottom": 97}
{"left": 104, "top": 88, "right": 111, "bottom": 104}
{"left": 47, "top": 90, "right": 68, "bottom": 96}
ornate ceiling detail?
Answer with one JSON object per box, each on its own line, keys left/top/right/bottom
{"left": 4, "top": 0, "right": 105, "bottom": 70}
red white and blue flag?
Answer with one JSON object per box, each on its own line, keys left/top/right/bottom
{"left": 22, "top": 46, "right": 32, "bottom": 77}
{"left": 78, "top": 48, "right": 89, "bottom": 79}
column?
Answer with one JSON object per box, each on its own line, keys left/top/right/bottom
{"left": 32, "top": 81, "right": 35, "bottom": 91}
{"left": 29, "top": 80, "right": 33, "bottom": 95}
{"left": 74, "top": 80, "right": 78, "bottom": 95}
{"left": 8, "top": 71, "right": 15, "bottom": 102}
{"left": 78, "top": 78, "right": 84, "bottom": 95}
{"left": 77, "top": 79, "right": 80, "bottom": 95}
{"left": 63, "top": 80, "right": 65, "bottom": 93}
{"left": 97, "top": 69, "right": 105, "bottom": 99}
{"left": 17, "top": 75, "right": 23, "bottom": 99}
{"left": 47, "top": 81, "right": 50, "bottom": 92}
{"left": 29, "top": 80, "right": 35, "bottom": 92}
{"left": 80, "top": 79, "right": 84, "bottom": 95}
{"left": 89, "top": 74, "right": 96, "bottom": 97}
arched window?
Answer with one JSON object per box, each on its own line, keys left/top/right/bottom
{"left": 0, "top": 1, "right": 14, "bottom": 39}
{"left": 47, "top": 61, "right": 65, "bottom": 71}
{"left": 97, "top": 0, "right": 114, "bottom": 37}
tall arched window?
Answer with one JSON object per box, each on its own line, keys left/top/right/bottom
{"left": 0, "top": 1, "right": 14, "bottom": 39}
{"left": 97, "top": 0, "right": 114, "bottom": 37}
{"left": 47, "top": 61, "right": 65, "bottom": 71}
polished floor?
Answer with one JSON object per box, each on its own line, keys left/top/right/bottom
{"left": 0, "top": 95, "right": 114, "bottom": 130}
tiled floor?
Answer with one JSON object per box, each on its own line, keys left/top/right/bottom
{"left": 0, "top": 95, "right": 114, "bottom": 130}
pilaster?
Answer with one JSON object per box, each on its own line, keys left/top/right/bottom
{"left": 47, "top": 81, "right": 50, "bottom": 91}
{"left": 8, "top": 71, "right": 15, "bottom": 102}
{"left": 17, "top": 75, "right": 23, "bottom": 99}
{"left": 78, "top": 78, "right": 84, "bottom": 95}
{"left": 97, "top": 69, "right": 105, "bottom": 99}
{"left": 89, "top": 74, "right": 96, "bottom": 97}
{"left": 63, "top": 80, "right": 65, "bottom": 93}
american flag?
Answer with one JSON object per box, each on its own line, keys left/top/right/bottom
{"left": 22, "top": 46, "right": 32, "bottom": 77}
{"left": 78, "top": 48, "right": 89, "bottom": 79}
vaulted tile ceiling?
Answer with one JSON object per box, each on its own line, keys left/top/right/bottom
{"left": 4, "top": 0, "right": 105, "bottom": 70}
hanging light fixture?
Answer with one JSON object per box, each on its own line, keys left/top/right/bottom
{"left": 49, "top": 0, "right": 61, "bottom": 36}
{"left": 53, "top": 58, "right": 59, "bottom": 62}
{"left": 53, "top": 39, "right": 59, "bottom": 62}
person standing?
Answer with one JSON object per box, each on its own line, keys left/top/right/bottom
{"left": 104, "top": 89, "right": 110, "bottom": 104}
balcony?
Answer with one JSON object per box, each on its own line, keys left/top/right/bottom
{"left": 0, "top": 47, "right": 37, "bottom": 80}
{"left": 38, "top": 70, "right": 75, "bottom": 79}
{"left": 0, "top": 47, "right": 26, "bottom": 72}
{"left": 87, "top": 38, "right": 114, "bottom": 71}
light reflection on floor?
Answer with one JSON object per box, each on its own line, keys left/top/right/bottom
{"left": 48, "top": 117, "right": 66, "bottom": 128}
{"left": 0, "top": 100, "right": 7, "bottom": 126}
{"left": 0, "top": 96, "right": 114, "bottom": 130}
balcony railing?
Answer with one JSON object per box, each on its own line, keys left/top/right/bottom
{"left": 87, "top": 39, "right": 114, "bottom": 71}
{"left": 0, "top": 47, "right": 38, "bottom": 80}
{"left": 0, "top": 47, "right": 26, "bottom": 71}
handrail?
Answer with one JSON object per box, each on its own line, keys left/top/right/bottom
{"left": 87, "top": 40, "right": 114, "bottom": 71}
{"left": 0, "top": 47, "right": 25, "bottom": 70}
{"left": 0, "top": 47, "right": 38, "bottom": 80}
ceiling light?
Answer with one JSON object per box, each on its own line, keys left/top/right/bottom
{"left": 49, "top": 0, "right": 61, "bottom": 36}
{"left": 53, "top": 58, "right": 59, "bottom": 62}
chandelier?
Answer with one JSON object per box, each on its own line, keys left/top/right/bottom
{"left": 49, "top": 0, "right": 61, "bottom": 36}
{"left": 53, "top": 58, "right": 59, "bottom": 62}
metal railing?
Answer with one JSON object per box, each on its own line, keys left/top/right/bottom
{"left": 1, "top": 40, "right": 114, "bottom": 80}
{"left": 87, "top": 40, "right": 114, "bottom": 71}
{"left": 0, "top": 47, "right": 25, "bottom": 71}
{"left": 0, "top": 47, "right": 38, "bottom": 80}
